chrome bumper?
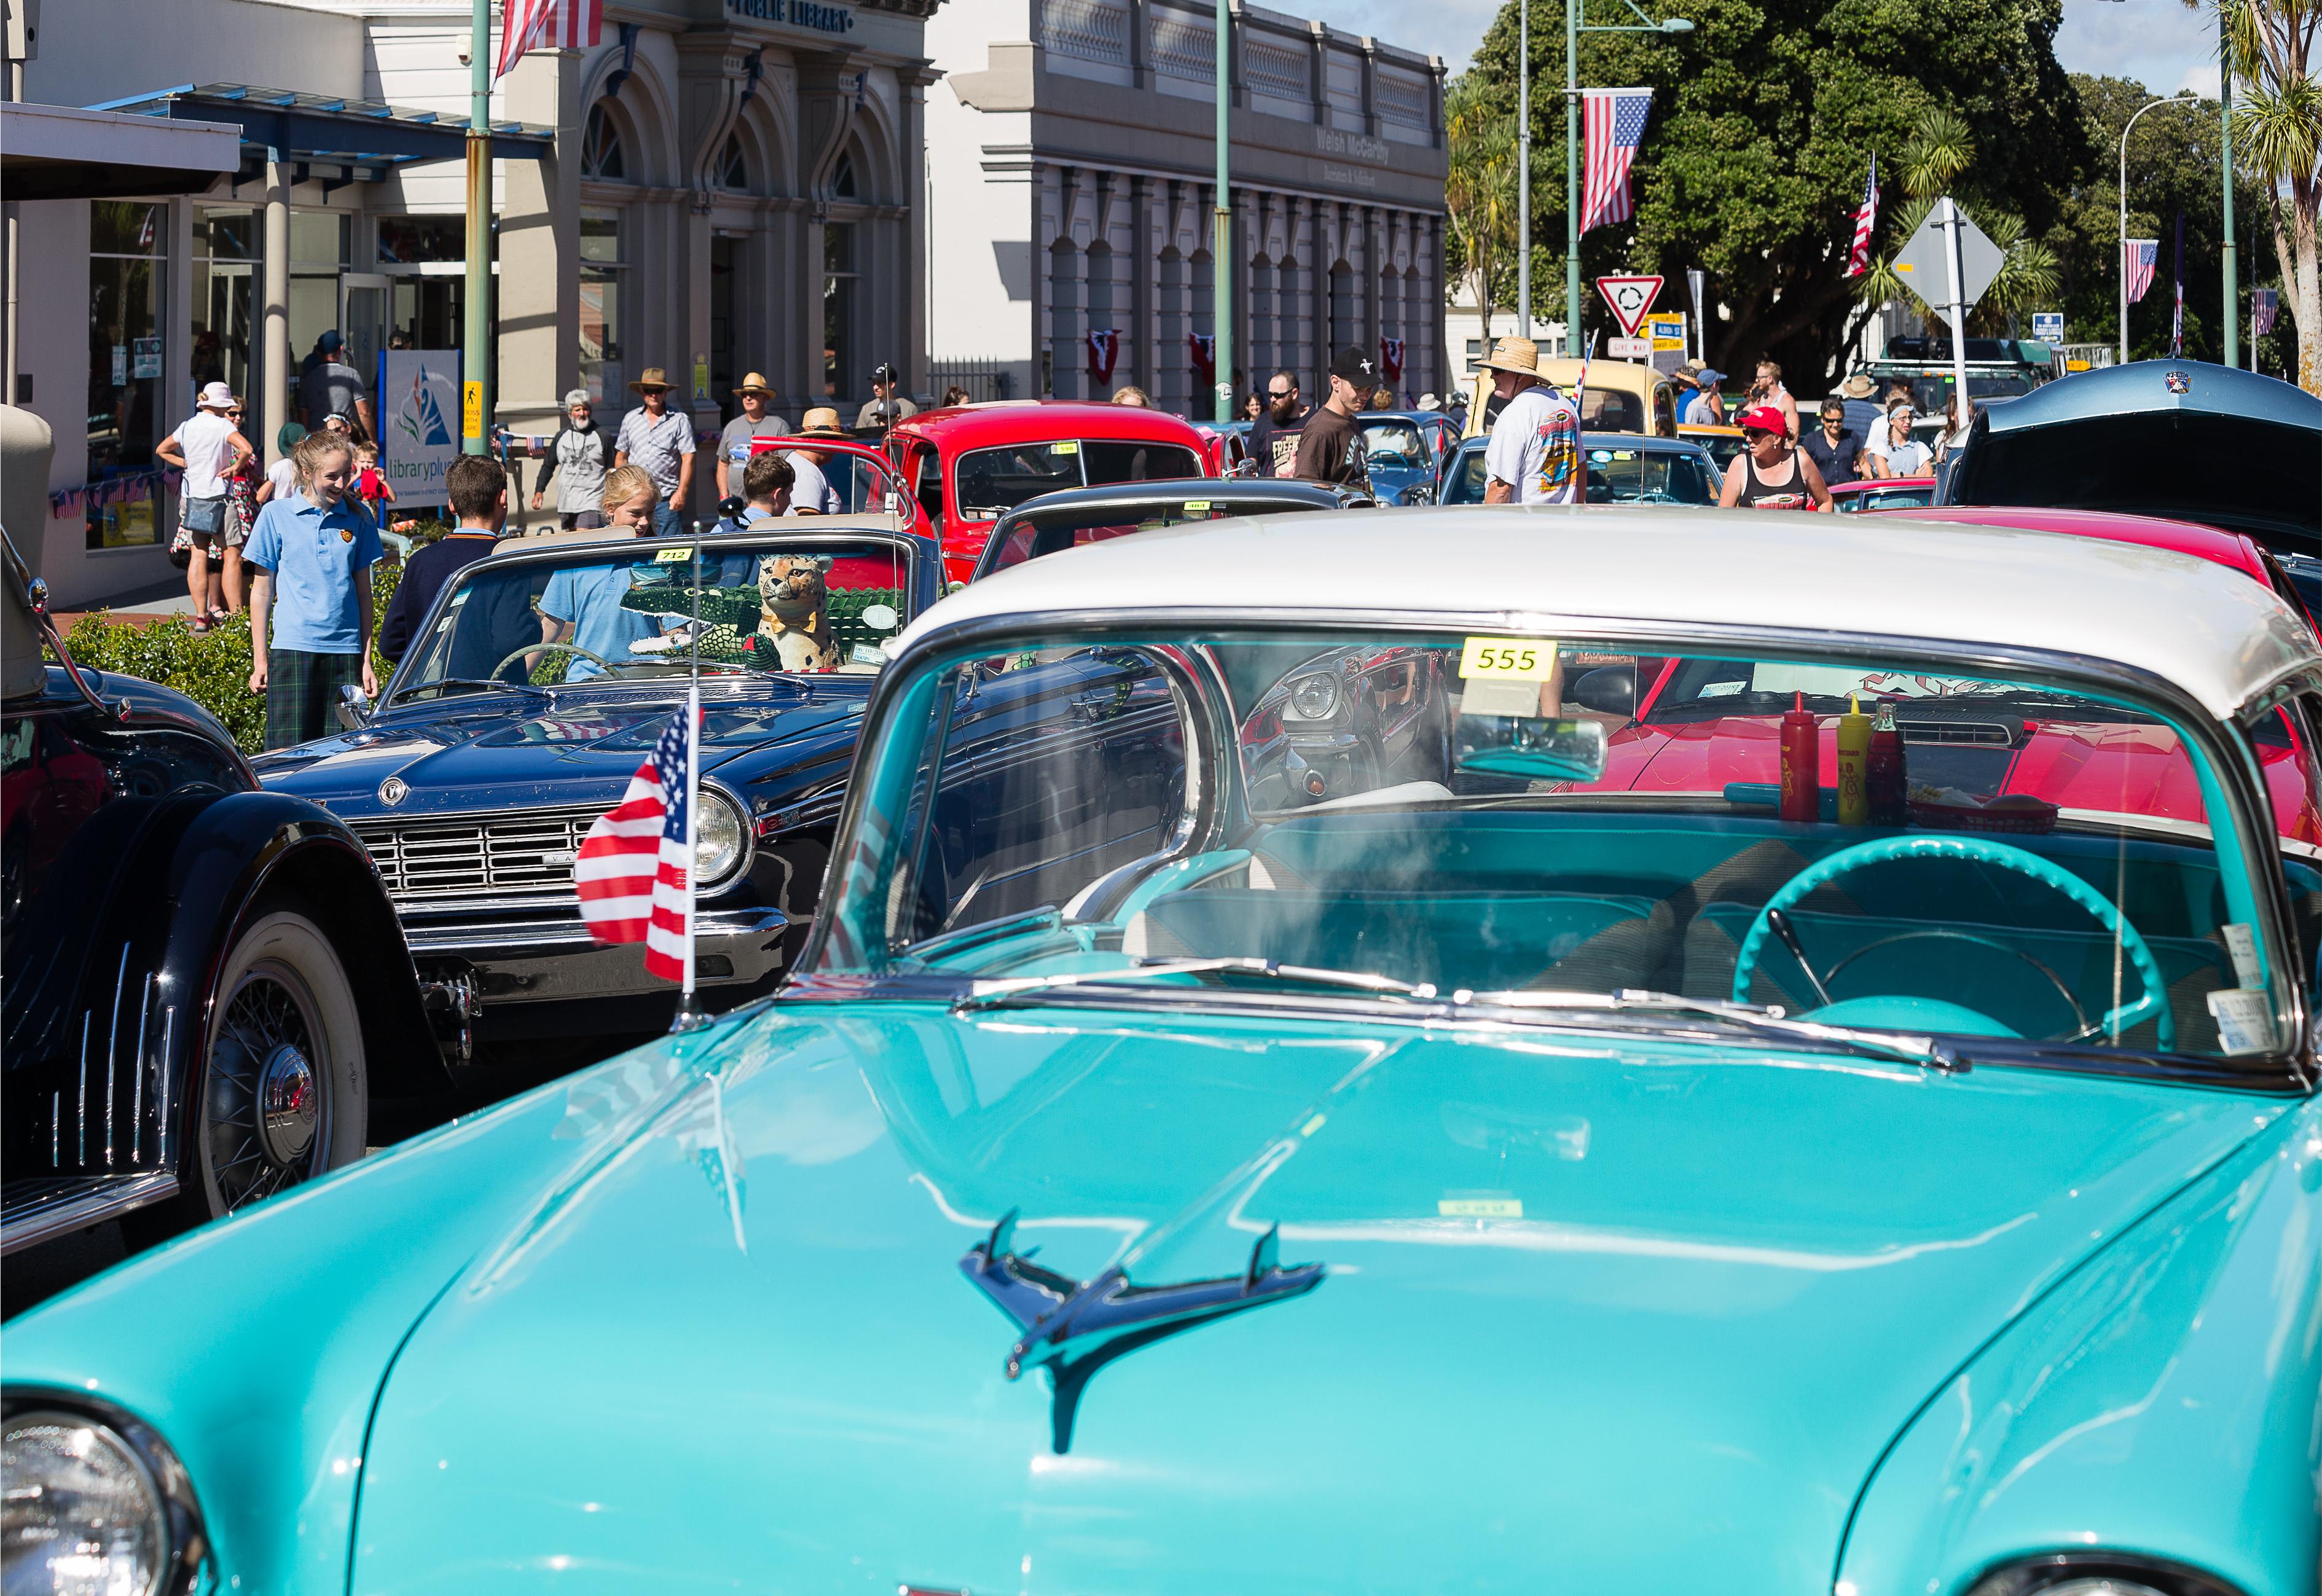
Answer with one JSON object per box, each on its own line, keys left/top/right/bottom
{"left": 2, "top": 1172, "right": 179, "bottom": 1256}
{"left": 401, "top": 906, "right": 791, "bottom": 1005}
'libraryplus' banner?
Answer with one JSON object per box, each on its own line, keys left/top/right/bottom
{"left": 379, "top": 350, "right": 463, "bottom": 508}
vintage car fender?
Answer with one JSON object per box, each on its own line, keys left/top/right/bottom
{"left": 1837, "top": 1095, "right": 2322, "bottom": 1595}
{"left": 0, "top": 1007, "right": 761, "bottom": 1594}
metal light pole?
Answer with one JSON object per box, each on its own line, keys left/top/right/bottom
{"left": 2221, "top": 7, "right": 2238, "bottom": 368}
{"left": 1213, "top": 0, "right": 1232, "bottom": 423}
{"left": 1517, "top": 0, "right": 1529, "bottom": 340}
{"left": 1564, "top": 0, "right": 1692, "bottom": 361}
{"left": 463, "top": 0, "right": 492, "bottom": 455}
{"left": 2119, "top": 93, "right": 2197, "bottom": 367}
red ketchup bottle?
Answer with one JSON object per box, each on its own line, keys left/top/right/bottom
{"left": 1779, "top": 691, "right": 1821, "bottom": 822}
{"left": 1866, "top": 699, "right": 1907, "bottom": 826}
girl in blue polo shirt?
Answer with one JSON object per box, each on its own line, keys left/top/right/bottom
{"left": 244, "top": 432, "right": 384, "bottom": 751}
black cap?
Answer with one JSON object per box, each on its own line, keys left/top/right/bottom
{"left": 1330, "top": 346, "right": 1379, "bottom": 386}
{"left": 871, "top": 361, "right": 900, "bottom": 385}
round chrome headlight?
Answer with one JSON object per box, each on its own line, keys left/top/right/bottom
{"left": 1287, "top": 671, "right": 1341, "bottom": 721}
{"left": 694, "top": 790, "right": 746, "bottom": 887}
{"left": 2, "top": 1408, "right": 191, "bottom": 1596}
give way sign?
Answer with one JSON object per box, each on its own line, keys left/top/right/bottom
{"left": 1595, "top": 275, "right": 1665, "bottom": 338}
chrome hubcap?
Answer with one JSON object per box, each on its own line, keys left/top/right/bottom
{"left": 255, "top": 1043, "right": 318, "bottom": 1165}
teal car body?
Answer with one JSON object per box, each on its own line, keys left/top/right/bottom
{"left": 9, "top": 509, "right": 2321, "bottom": 1596}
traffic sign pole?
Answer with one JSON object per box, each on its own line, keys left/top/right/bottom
{"left": 1940, "top": 198, "right": 1971, "bottom": 434}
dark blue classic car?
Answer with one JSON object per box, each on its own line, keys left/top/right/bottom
{"left": 1438, "top": 431, "right": 1722, "bottom": 506}
{"left": 1354, "top": 409, "right": 1457, "bottom": 504}
{"left": 254, "top": 521, "right": 946, "bottom": 1036}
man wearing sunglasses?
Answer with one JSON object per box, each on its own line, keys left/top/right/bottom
{"left": 1247, "top": 370, "right": 1309, "bottom": 479}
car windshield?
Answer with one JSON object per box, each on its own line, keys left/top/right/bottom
{"left": 815, "top": 627, "right": 2300, "bottom": 1068}
{"left": 1875, "top": 372, "right": 2034, "bottom": 417}
{"left": 1584, "top": 447, "right": 1719, "bottom": 504}
{"left": 1575, "top": 389, "right": 1645, "bottom": 432}
{"left": 1357, "top": 418, "right": 1428, "bottom": 466}
{"left": 1838, "top": 485, "right": 1937, "bottom": 512}
{"left": 393, "top": 536, "right": 912, "bottom": 695}
{"left": 984, "top": 495, "right": 1305, "bottom": 577}
{"left": 954, "top": 439, "right": 1207, "bottom": 520}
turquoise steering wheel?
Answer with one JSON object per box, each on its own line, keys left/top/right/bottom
{"left": 1733, "top": 834, "right": 2173, "bottom": 1048}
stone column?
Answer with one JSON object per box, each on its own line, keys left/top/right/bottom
{"left": 262, "top": 154, "right": 291, "bottom": 464}
{"left": 500, "top": 47, "right": 581, "bottom": 530}
{"left": 1131, "top": 173, "right": 1155, "bottom": 397}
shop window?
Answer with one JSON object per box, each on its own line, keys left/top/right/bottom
{"left": 583, "top": 102, "right": 627, "bottom": 181}
{"left": 720, "top": 132, "right": 748, "bottom": 192}
{"left": 580, "top": 206, "right": 627, "bottom": 403}
{"left": 377, "top": 216, "right": 465, "bottom": 265}
{"left": 87, "top": 202, "right": 166, "bottom": 550}
{"left": 823, "top": 223, "right": 855, "bottom": 402}
{"left": 193, "top": 206, "right": 259, "bottom": 407}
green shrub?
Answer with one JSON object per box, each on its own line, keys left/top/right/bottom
{"left": 47, "top": 557, "right": 409, "bottom": 754}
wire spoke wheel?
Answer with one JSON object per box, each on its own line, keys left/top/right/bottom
{"left": 202, "top": 959, "right": 332, "bottom": 1212}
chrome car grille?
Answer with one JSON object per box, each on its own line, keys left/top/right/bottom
{"left": 353, "top": 807, "right": 602, "bottom": 905}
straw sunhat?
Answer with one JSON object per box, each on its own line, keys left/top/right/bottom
{"left": 1475, "top": 336, "right": 1543, "bottom": 378}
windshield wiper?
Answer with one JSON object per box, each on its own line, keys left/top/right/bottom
{"left": 1462, "top": 987, "right": 1966, "bottom": 1073}
{"left": 951, "top": 956, "right": 1436, "bottom": 1014}
{"left": 391, "top": 676, "right": 547, "bottom": 703}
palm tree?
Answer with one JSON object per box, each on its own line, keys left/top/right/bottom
{"left": 2213, "top": 0, "right": 2320, "bottom": 391}
{"left": 1445, "top": 75, "right": 1521, "bottom": 364}
{"left": 1854, "top": 109, "right": 2061, "bottom": 338}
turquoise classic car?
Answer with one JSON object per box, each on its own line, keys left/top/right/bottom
{"left": 7, "top": 509, "right": 2321, "bottom": 1596}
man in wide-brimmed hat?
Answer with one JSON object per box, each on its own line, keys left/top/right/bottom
{"left": 717, "top": 372, "right": 793, "bottom": 502}
{"left": 1477, "top": 336, "right": 1582, "bottom": 507}
{"left": 613, "top": 366, "right": 695, "bottom": 537}
{"left": 1833, "top": 371, "right": 1884, "bottom": 445}
{"left": 784, "top": 407, "right": 850, "bottom": 515}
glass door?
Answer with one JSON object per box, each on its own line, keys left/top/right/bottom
{"left": 341, "top": 273, "right": 391, "bottom": 391}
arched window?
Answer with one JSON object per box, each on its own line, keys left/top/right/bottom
{"left": 582, "top": 102, "right": 627, "bottom": 181}
{"left": 832, "top": 152, "right": 858, "bottom": 200}
{"left": 719, "top": 131, "right": 747, "bottom": 191}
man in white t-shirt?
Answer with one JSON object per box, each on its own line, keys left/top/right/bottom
{"left": 784, "top": 407, "right": 850, "bottom": 515}
{"left": 155, "top": 381, "right": 254, "bottom": 630}
{"left": 1478, "top": 337, "right": 1582, "bottom": 506}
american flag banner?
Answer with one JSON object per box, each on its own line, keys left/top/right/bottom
{"left": 496, "top": 0, "right": 604, "bottom": 82}
{"left": 1579, "top": 88, "right": 1654, "bottom": 234}
{"left": 2254, "top": 286, "right": 2280, "bottom": 338}
{"left": 576, "top": 697, "right": 697, "bottom": 985}
{"left": 1843, "top": 153, "right": 1880, "bottom": 278}
{"left": 1379, "top": 335, "right": 1405, "bottom": 382}
{"left": 2124, "top": 239, "right": 2159, "bottom": 305}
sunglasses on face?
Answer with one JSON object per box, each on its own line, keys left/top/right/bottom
{"left": 1268, "top": 389, "right": 1293, "bottom": 399}
{"left": 1743, "top": 428, "right": 1777, "bottom": 442}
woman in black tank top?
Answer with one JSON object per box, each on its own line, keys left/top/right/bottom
{"left": 1718, "top": 405, "right": 1834, "bottom": 511}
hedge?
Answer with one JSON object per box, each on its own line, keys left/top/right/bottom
{"left": 50, "top": 550, "right": 414, "bottom": 754}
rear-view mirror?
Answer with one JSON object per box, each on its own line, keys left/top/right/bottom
{"left": 1455, "top": 715, "right": 1607, "bottom": 783}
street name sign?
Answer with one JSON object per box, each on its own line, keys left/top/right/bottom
{"left": 2032, "top": 311, "right": 2064, "bottom": 343}
{"left": 1596, "top": 275, "right": 1665, "bottom": 338}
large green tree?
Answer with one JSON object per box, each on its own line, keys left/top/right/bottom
{"left": 1464, "top": 0, "right": 2087, "bottom": 382}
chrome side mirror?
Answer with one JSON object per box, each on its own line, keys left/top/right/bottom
{"left": 335, "top": 683, "right": 374, "bottom": 730}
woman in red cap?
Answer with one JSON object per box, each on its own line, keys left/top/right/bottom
{"left": 1717, "top": 404, "right": 1833, "bottom": 512}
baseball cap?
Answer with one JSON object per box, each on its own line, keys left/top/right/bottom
{"left": 318, "top": 329, "right": 344, "bottom": 353}
{"left": 871, "top": 361, "right": 900, "bottom": 386}
{"left": 1736, "top": 405, "right": 1787, "bottom": 434}
{"left": 1330, "top": 346, "right": 1379, "bottom": 386}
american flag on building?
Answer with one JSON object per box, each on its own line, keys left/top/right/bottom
{"left": 1843, "top": 153, "right": 1879, "bottom": 278}
{"left": 1579, "top": 88, "right": 1654, "bottom": 234}
{"left": 2124, "top": 239, "right": 2159, "bottom": 305}
{"left": 576, "top": 702, "right": 696, "bottom": 984}
{"left": 496, "top": 0, "right": 604, "bottom": 81}
{"left": 2254, "top": 286, "right": 2280, "bottom": 338}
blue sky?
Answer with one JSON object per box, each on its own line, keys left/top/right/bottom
{"left": 1303, "top": 0, "right": 2223, "bottom": 95}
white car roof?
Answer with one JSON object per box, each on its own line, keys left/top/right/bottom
{"left": 906, "top": 506, "right": 2320, "bottom": 719}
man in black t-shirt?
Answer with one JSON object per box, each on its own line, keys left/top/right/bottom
{"left": 1292, "top": 348, "right": 1378, "bottom": 490}
{"left": 1246, "top": 370, "right": 1309, "bottom": 477}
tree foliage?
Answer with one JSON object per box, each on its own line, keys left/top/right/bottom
{"left": 1464, "top": 0, "right": 2087, "bottom": 381}
{"left": 2214, "top": 0, "right": 2320, "bottom": 391}
{"left": 1854, "top": 109, "right": 2062, "bottom": 335}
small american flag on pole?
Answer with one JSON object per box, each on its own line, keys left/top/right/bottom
{"left": 2124, "top": 238, "right": 2159, "bottom": 305}
{"left": 1579, "top": 88, "right": 1653, "bottom": 234}
{"left": 496, "top": 0, "right": 604, "bottom": 82}
{"left": 576, "top": 698, "right": 697, "bottom": 985}
{"left": 2254, "top": 286, "right": 2279, "bottom": 338}
{"left": 1843, "top": 153, "right": 1879, "bottom": 278}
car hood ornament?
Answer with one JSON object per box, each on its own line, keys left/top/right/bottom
{"left": 960, "top": 1207, "right": 1325, "bottom": 1453}
{"left": 2165, "top": 369, "right": 2192, "bottom": 394}
{"left": 378, "top": 776, "right": 409, "bottom": 806}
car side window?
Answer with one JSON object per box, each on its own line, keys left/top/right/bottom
{"left": 913, "top": 445, "right": 944, "bottom": 531}
{"left": 1653, "top": 388, "right": 1676, "bottom": 436}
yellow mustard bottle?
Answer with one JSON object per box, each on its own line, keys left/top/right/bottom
{"left": 1835, "top": 692, "right": 1873, "bottom": 826}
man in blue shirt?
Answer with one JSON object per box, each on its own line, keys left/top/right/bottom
{"left": 245, "top": 437, "right": 383, "bottom": 749}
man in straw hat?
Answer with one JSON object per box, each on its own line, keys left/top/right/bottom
{"left": 613, "top": 366, "right": 696, "bottom": 538}
{"left": 1477, "top": 337, "right": 1582, "bottom": 506}
{"left": 717, "top": 373, "right": 793, "bottom": 502}
{"left": 1833, "top": 372, "right": 1884, "bottom": 448}
{"left": 785, "top": 408, "right": 851, "bottom": 515}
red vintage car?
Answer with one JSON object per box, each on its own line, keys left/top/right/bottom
{"left": 745, "top": 436, "right": 933, "bottom": 544}
{"left": 881, "top": 402, "right": 1215, "bottom": 585}
{"left": 1561, "top": 506, "right": 2322, "bottom": 845}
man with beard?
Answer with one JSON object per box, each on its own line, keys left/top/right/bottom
{"left": 1247, "top": 370, "right": 1309, "bottom": 478}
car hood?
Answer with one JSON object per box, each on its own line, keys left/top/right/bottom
{"left": 253, "top": 689, "right": 867, "bottom": 816}
{"left": 347, "top": 1003, "right": 2281, "bottom": 1592}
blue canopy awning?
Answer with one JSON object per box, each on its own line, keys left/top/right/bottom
{"left": 86, "top": 83, "right": 554, "bottom": 186}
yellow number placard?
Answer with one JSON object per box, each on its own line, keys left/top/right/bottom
{"left": 654, "top": 546, "right": 696, "bottom": 563}
{"left": 1049, "top": 440, "right": 1080, "bottom": 455}
{"left": 1459, "top": 637, "right": 1559, "bottom": 681}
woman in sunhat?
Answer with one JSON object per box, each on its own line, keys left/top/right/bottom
{"left": 612, "top": 366, "right": 695, "bottom": 538}
{"left": 717, "top": 373, "right": 792, "bottom": 501}
{"left": 155, "top": 380, "right": 255, "bottom": 632}
{"left": 1718, "top": 404, "right": 1834, "bottom": 511}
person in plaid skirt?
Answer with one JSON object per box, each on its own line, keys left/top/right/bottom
{"left": 244, "top": 431, "right": 383, "bottom": 751}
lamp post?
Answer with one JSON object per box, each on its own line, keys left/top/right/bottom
{"left": 1564, "top": 1, "right": 1692, "bottom": 361}
{"left": 2220, "top": 4, "right": 2237, "bottom": 368}
{"left": 1518, "top": 0, "right": 1529, "bottom": 340}
{"left": 2118, "top": 93, "right": 2198, "bottom": 367}
{"left": 463, "top": 0, "right": 491, "bottom": 455}
{"left": 1214, "top": 0, "right": 1232, "bottom": 423}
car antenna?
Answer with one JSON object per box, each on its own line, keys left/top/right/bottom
{"left": 671, "top": 522, "right": 712, "bottom": 1035}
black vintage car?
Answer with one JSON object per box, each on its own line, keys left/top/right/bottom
{"left": 255, "top": 522, "right": 947, "bottom": 1036}
{"left": 1, "top": 521, "right": 457, "bottom": 1254}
